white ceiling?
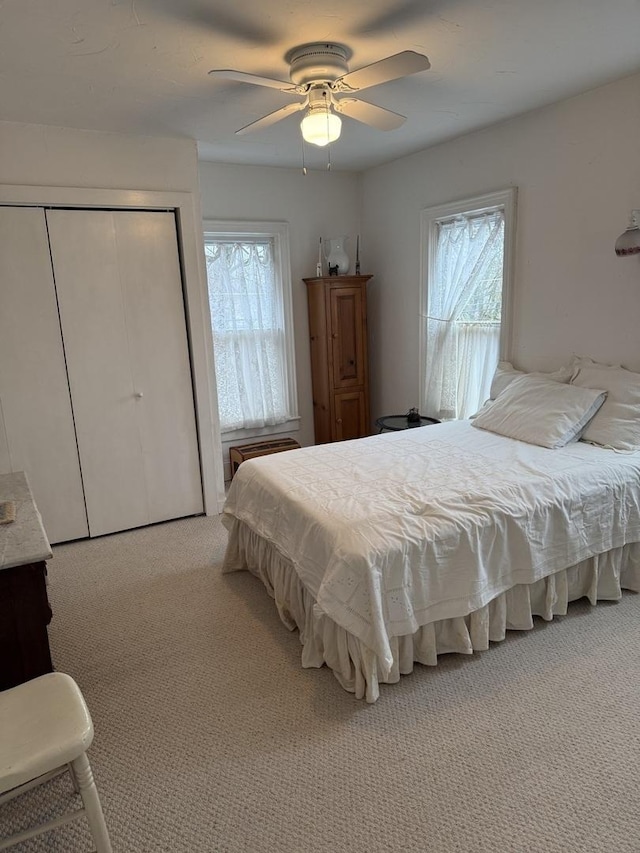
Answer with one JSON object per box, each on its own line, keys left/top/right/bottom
{"left": 3, "top": 0, "right": 640, "bottom": 172}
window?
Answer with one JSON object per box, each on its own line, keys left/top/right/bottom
{"left": 203, "top": 221, "right": 299, "bottom": 436}
{"left": 419, "top": 189, "right": 516, "bottom": 420}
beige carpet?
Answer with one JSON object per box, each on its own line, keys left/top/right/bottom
{"left": 2, "top": 514, "right": 640, "bottom": 852}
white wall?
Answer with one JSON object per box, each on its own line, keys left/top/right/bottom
{"left": 198, "top": 162, "right": 362, "bottom": 457}
{"left": 361, "top": 72, "right": 640, "bottom": 421}
{"left": 0, "top": 120, "right": 200, "bottom": 191}
{"left": 0, "top": 120, "right": 225, "bottom": 513}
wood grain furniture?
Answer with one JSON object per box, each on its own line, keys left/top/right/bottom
{"left": 0, "top": 472, "right": 54, "bottom": 692}
{"left": 304, "top": 275, "right": 372, "bottom": 444}
{"left": 229, "top": 438, "right": 301, "bottom": 479}
{"left": 0, "top": 206, "right": 202, "bottom": 543}
{"left": 0, "top": 672, "right": 112, "bottom": 852}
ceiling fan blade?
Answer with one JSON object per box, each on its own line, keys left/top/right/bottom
{"left": 337, "top": 51, "right": 430, "bottom": 92}
{"left": 208, "top": 69, "right": 296, "bottom": 93}
{"left": 334, "top": 98, "right": 406, "bottom": 131}
{"left": 236, "top": 101, "right": 305, "bottom": 135}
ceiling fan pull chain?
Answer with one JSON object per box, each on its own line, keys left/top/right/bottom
{"left": 301, "top": 135, "right": 307, "bottom": 176}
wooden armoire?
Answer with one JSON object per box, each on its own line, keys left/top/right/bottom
{"left": 304, "top": 275, "right": 372, "bottom": 444}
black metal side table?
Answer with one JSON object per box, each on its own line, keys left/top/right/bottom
{"left": 375, "top": 414, "right": 441, "bottom": 433}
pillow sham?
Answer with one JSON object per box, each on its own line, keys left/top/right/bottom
{"left": 472, "top": 373, "right": 607, "bottom": 448}
{"left": 468, "top": 359, "right": 576, "bottom": 419}
{"left": 489, "top": 360, "right": 575, "bottom": 400}
{"left": 569, "top": 357, "right": 640, "bottom": 451}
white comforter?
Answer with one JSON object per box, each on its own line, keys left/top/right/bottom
{"left": 223, "top": 421, "right": 640, "bottom": 677}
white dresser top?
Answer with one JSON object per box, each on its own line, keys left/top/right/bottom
{"left": 0, "top": 471, "right": 53, "bottom": 569}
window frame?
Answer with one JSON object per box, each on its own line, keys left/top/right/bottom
{"left": 418, "top": 188, "right": 517, "bottom": 415}
{"left": 203, "top": 219, "right": 299, "bottom": 441}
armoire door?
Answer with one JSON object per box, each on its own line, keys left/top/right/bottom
{"left": 329, "top": 286, "right": 366, "bottom": 389}
{"left": 333, "top": 391, "right": 368, "bottom": 441}
{"left": 47, "top": 209, "right": 203, "bottom": 537}
{"left": 0, "top": 207, "right": 89, "bottom": 543}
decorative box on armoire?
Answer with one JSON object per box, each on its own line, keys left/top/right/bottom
{"left": 304, "top": 275, "right": 372, "bottom": 444}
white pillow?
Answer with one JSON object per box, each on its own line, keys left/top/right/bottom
{"left": 472, "top": 374, "right": 607, "bottom": 448}
{"left": 490, "top": 360, "right": 574, "bottom": 400}
{"left": 489, "top": 362, "right": 526, "bottom": 400}
{"left": 570, "top": 358, "right": 640, "bottom": 451}
{"left": 468, "top": 359, "right": 576, "bottom": 419}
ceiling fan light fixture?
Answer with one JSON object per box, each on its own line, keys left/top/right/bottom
{"left": 210, "top": 43, "right": 430, "bottom": 150}
{"left": 300, "top": 108, "right": 342, "bottom": 147}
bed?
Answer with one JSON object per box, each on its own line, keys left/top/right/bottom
{"left": 222, "top": 362, "right": 640, "bottom": 702}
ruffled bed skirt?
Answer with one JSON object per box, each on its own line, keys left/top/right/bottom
{"left": 223, "top": 519, "right": 640, "bottom": 703}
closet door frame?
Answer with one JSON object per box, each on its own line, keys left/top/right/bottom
{"left": 0, "top": 184, "right": 225, "bottom": 516}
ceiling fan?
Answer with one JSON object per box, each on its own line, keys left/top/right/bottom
{"left": 208, "top": 42, "right": 430, "bottom": 147}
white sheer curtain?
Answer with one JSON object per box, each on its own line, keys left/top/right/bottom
{"left": 424, "top": 210, "right": 504, "bottom": 420}
{"left": 205, "top": 239, "right": 295, "bottom": 432}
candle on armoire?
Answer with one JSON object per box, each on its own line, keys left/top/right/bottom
{"left": 316, "top": 238, "right": 323, "bottom": 276}
{"left": 355, "top": 235, "right": 360, "bottom": 275}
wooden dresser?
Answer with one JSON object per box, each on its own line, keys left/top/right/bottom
{"left": 304, "top": 275, "right": 372, "bottom": 444}
{"left": 0, "top": 471, "right": 54, "bottom": 690}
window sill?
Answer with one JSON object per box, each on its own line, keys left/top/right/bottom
{"left": 220, "top": 419, "right": 301, "bottom": 444}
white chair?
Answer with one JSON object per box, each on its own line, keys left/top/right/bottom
{"left": 0, "top": 672, "right": 112, "bottom": 852}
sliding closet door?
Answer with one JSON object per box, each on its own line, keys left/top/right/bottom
{"left": 47, "top": 209, "right": 203, "bottom": 537}
{"left": 0, "top": 207, "right": 89, "bottom": 542}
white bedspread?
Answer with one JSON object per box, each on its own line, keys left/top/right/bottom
{"left": 223, "top": 421, "right": 640, "bottom": 677}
